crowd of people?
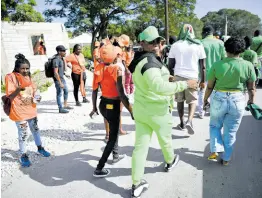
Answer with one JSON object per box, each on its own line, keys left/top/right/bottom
{"left": 4, "top": 24, "right": 261, "bottom": 198}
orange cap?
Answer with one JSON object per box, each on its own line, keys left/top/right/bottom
{"left": 95, "top": 41, "right": 100, "bottom": 47}
{"left": 117, "top": 34, "right": 130, "bottom": 47}
{"left": 99, "top": 44, "right": 118, "bottom": 64}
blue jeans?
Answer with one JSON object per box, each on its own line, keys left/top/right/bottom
{"left": 54, "top": 79, "right": 68, "bottom": 109}
{"left": 209, "top": 91, "right": 245, "bottom": 161}
{"left": 15, "top": 117, "right": 42, "bottom": 154}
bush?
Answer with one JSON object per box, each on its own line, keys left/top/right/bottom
{"left": 39, "top": 81, "right": 52, "bottom": 93}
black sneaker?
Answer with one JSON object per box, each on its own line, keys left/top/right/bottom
{"left": 112, "top": 154, "right": 126, "bottom": 164}
{"left": 131, "top": 180, "right": 149, "bottom": 198}
{"left": 164, "top": 154, "right": 180, "bottom": 172}
{"left": 185, "top": 121, "right": 195, "bottom": 135}
{"left": 93, "top": 168, "right": 110, "bottom": 178}
{"left": 76, "top": 101, "right": 82, "bottom": 106}
{"left": 176, "top": 122, "right": 186, "bottom": 131}
{"left": 83, "top": 97, "right": 90, "bottom": 103}
{"left": 59, "top": 108, "right": 69, "bottom": 114}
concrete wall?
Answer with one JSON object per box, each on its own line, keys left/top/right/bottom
{"left": 1, "top": 22, "right": 69, "bottom": 80}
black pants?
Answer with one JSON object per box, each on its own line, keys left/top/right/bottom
{"left": 97, "top": 97, "right": 120, "bottom": 170}
{"left": 71, "top": 72, "right": 86, "bottom": 102}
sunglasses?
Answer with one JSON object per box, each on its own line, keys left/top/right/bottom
{"left": 147, "top": 38, "right": 161, "bottom": 45}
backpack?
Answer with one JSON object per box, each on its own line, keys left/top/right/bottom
{"left": 45, "top": 56, "right": 56, "bottom": 78}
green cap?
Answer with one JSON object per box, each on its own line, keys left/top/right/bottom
{"left": 139, "top": 26, "right": 165, "bottom": 42}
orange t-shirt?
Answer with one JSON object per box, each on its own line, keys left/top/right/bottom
{"left": 93, "top": 48, "right": 100, "bottom": 68}
{"left": 5, "top": 73, "right": 37, "bottom": 122}
{"left": 38, "top": 46, "right": 45, "bottom": 55}
{"left": 65, "top": 53, "right": 86, "bottom": 75}
{"left": 92, "top": 63, "right": 120, "bottom": 98}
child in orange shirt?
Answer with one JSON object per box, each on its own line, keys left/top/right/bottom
{"left": 5, "top": 54, "right": 50, "bottom": 167}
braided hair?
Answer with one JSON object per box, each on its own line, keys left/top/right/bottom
{"left": 13, "top": 53, "right": 31, "bottom": 76}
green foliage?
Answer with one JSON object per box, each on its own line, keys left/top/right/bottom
{"left": 67, "top": 31, "right": 73, "bottom": 38}
{"left": 201, "top": 9, "right": 262, "bottom": 37}
{"left": 32, "top": 69, "right": 41, "bottom": 77}
{"left": 1, "top": 84, "right": 6, "bottom": 93}
{"left": 1, "top": 0, "right": 44, "bottom": 22}
{"left": 39, "top": 81, "right": 52, "bottom": 93}
{"left": 82, "top": 46, "right": 92, "bottom": 60}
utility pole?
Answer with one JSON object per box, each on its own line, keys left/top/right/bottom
{"left": 225, "top": 15, "right": 228, "bottom": 37}
{"left": 164, "top": 0, "right": 169, "bottom": 45}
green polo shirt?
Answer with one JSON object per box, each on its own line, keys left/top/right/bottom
{"left": 208, "top": 57, "right": 256, "bottom": 91}
{"left": 251, "top": 35, "right": 262, "bottom": 57}
{"left": 201, "top": 35, "right": 226, "bottom": 78}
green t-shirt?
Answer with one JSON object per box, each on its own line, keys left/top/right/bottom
{"left": 241, "top": 49, "right": 258, "bottom": 67}
{"left": 208, "top": 57, "right": 256, "bottom": 91}
{"left": 251, "top": 35, "right": 262, "bottom": 57}
{"left": 201, "top": 35, "right": 226, "bottom": 78}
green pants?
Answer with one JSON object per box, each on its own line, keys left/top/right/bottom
{"left": 131, "top": 109, "right": 174, "bottom": 185}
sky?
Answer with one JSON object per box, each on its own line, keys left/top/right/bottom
{"left": 35, "top": 0, "right": 262, "bottom": 23}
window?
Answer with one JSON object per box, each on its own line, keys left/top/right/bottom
{"left": 31, "top": 34, "right": 47, "bottom": 55}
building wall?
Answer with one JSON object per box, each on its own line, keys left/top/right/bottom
{"left": 1, "top": 22, "right": 69, "bottom": 80}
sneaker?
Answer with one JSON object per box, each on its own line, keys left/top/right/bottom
{"left": 207, "top": 152, "right": 218, "bottom": 161}
{"left": 20, "top": 154, "right": 31, "bottom": 167}
{"left": 185, "top": 121, "right": 195, "bottom": 135}
{"left": 64, "top": 106, "right": 73, "bottom": 110}
{"left": 176, "top": 122, "right": 186, "bottom": 131}
{"left": 38, "top": 147, "right": 51, "bottom": 157}
{"left": 131, "top": 180, "right": 149, "bottom": 198}
{"left": 220, "top": 159, "right": 229, "bottom": 166}
{"left": 76, "top": 101, "right": 82, "bottom": 106}
{"left": 83, "top": 97, "right": 90, "bottom": 103}
{"left": 93, "top": 168, "right": 110, "bottom": 178}
{"left": 112, "top": 154, "right": 126, "bottom": 164}
{"left": 164, "top": 154, "right": 180, "bottom": 172}
{"left": 59, "top": 108, "right": 69, "bottom": 113}
{"left": 198, "top": 111, "right": 205, "bottom": 119}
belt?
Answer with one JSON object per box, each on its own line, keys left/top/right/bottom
{"left": 215, "top": 89, "right": 241, "bottom": 93}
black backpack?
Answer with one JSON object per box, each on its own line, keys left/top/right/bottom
{"left": 45, "top": 56, "right": 56, "bottom": 78}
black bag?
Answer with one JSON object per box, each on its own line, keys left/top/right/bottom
{"left": 45, "top": 56, "right": 55, "bottom": 78}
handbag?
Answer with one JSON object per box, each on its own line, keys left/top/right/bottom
{"left": 1, "top": 74, "right": 19, "bottom": 116}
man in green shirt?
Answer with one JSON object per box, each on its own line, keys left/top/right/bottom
{"left": 129, "top": 26, "right": 198, "bottom": 198}
{"left": 251, "top": 30, "right": 262, "bottom": 81}
{"left": 198, "top": 25, "right": 226, "bottom": 118}
{"left": 242, "top": 36, "right": 260, "bottom": 83}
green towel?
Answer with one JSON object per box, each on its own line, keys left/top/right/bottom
{"left": 245, "top": 103, "right": 262, "bottom": 120}
{"left": 177, "top": 24, "right": 201, "bottom": 45}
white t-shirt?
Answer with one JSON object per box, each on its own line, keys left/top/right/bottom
{"left": 168, "top": 40, "right": 206, "bottom": 79}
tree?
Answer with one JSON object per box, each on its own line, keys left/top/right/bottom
{"left": 201, "top": 9, "right": 262, "bottom": 38}
{"left": 44, "top": 0, "right": 146, "bottom": 51}
{"left": 1, "top": 0, "right": 44, "bottom": 22}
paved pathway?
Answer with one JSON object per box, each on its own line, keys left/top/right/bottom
{"left": 1, "top": 72, "right": 262, "bottom": 198}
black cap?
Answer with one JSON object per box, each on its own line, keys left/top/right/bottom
{"left": 56, "top": 45, "right": 67, "bottom": 52}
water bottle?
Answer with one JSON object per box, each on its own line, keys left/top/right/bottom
{"left": 33, "top": 90, "right": 41, "bottom": 103}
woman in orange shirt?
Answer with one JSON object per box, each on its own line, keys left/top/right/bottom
{"left": 5, "top": 54, "right": 50, "bottom": 167}
{"left": 66, "top": 44, "right": 89, "bottom": 106}
{"left": 90, "top": 44, "right": 133, "bottom": 177}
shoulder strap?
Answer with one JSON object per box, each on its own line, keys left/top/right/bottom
{"left": 74, "top": 54, "right": 81, "bottom": 67}
{"left": 255, "top": 42, "right": 262, "bottom": 52}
